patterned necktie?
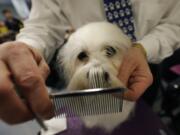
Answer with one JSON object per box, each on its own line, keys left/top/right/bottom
{"left": 103, "top": 0, "right": 136, "bottom": 41}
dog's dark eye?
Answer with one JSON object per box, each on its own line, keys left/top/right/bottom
{"left": 78, "top": 51, "right": 88, "bottom": 61}
{"left": 105, "top": 46, "right": 116, "bottom": 57}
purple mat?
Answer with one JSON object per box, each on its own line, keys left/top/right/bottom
{"left": 170, "top": 65, "right": 180, "bottom": 75}
{"left": 57, "top": 101, "right": 171, "bottom": 135}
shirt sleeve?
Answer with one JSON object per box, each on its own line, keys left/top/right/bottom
{"left": 16, "top": 0, "right": 70, "bottom": 63}
{"left": 137, "top": 1, "right": 180, "bottom": 64}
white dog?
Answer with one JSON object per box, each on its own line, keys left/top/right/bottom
{"left": 56, "top": 22, "right": 135, "bottom": 132}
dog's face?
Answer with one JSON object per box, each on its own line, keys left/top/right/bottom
{"left": 58, "top": 22, "right": 131, "bottom": 90}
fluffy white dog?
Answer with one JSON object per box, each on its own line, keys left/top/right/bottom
{"left": 57, "top": 22, "right": 135, "bottom": 132}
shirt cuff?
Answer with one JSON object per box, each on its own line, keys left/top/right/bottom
{"left": 137, "top": 35, "right": 161, "bottom": 64}
{"left": 16, "top": 37, "right": 46, "bottom": 59}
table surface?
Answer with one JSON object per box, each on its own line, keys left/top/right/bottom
{"left": 0, "top": 100, "right": 171, "bottom": 135}
{"left": 57, "top": 101, "right": 171, "bottom": 135}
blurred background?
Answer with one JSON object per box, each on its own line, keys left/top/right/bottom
{"left": 0, "top": 0, "right": 30, "bottom": 43}
{"left": 0, "top": 0, "right": 179, "bottom": 135}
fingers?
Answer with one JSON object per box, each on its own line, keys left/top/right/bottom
{"left": 123, "top": 73, "right": 153, "bottom": 101}
{"left": 0, "top": 60, "right": 33, "bottom": 124}
{"left": 27, "top": 46, "right": 50, "bottom": 80}
{"left": 118, "top": 47, "right": 153, "bottom": 101}
{"left": 38, "top": 59, "right": 50, "bottom": 80}
{"left": 123, "top": 62, "right": 153, "bottom": 101}
{"left": 2, "top": 44, "right": 53, "bottom": 120}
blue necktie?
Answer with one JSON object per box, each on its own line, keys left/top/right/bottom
{"left": 104, "top": 0, "right": 136, "bottom": 41}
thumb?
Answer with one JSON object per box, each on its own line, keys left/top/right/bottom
{"left": 28, "top": 46, "right": 50, "bottom": 80}
{"left": 118, "top": 59, "right": 136, "bottom": 86}
{"left": 38, "top": 59, "right": 50, "bottom": 80}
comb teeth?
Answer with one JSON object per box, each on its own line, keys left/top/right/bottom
{"left": 88, "top": 67, "right": 108, "bottom": 88}
{"left": 50, "top": 87, "right": 124, "bottom": 118}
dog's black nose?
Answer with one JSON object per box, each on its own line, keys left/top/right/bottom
{"left": 104, "top": 72, "right": 109, "bottom": 82}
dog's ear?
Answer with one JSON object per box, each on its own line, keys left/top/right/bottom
{"left": 45, "top": 47, "right": 68, "bottom": 89}
{"left": 55, "top": 29, "right": 71, "bottom": 86}
{"left": 55, "top": 52, "right": 68, "bottom": 88}
{"left": 64, "top": 28, "right": 76, "bottom": 41}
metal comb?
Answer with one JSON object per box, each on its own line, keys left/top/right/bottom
{"left": 50, "top": 87, "right": 125, "bottom": 118}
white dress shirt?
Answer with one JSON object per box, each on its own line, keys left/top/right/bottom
{"left": 17, "top": 0, "right": 180, "bottom": 63}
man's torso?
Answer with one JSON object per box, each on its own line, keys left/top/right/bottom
{"left": 44, "top": 0, "right": 175, "bottom": 40}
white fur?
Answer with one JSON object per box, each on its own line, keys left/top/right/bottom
{"left": 57, "top": 22, "right": 135, "bottom": 132}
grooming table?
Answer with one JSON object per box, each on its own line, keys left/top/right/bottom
{"left": 57, "top": 100, "right": 172, "bottom": 135}
{"left": 0, "top": 100, "right": 172, "bottom": 135}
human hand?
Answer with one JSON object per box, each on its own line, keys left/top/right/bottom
{"left": 0, "top": 41, "right": 53, "bottom": 124}
{"left": 118, "top": 44, "right": 153, "bottom": 101}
